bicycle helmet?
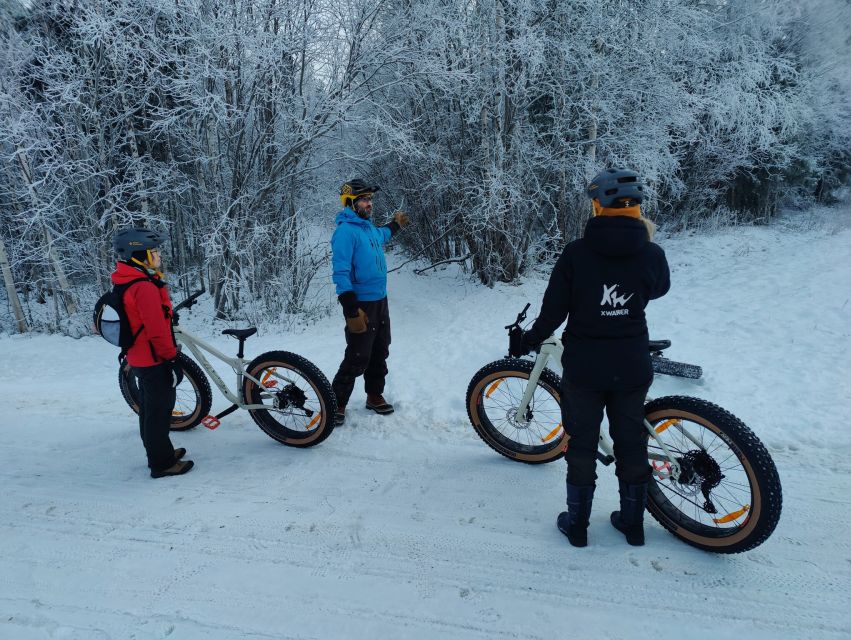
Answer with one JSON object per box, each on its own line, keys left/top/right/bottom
{"left": 586, "top": 168, "right": 645, "bottom": 207}
{"left": 113, "top": 227, "right": 166, "bottom": 261}
{"left": 340, "top": 178, "right": 380, "bottom": 208}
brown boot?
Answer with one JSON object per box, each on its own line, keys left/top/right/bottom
{"left": 332, "top": 406, "right": 346, "bottom": 426}
{"left": 151, "top": 459, "right": 194, "bottom": 479}
{"left": 174, "top": 448, "right": 186, "bottom": 461}
{"left": 365, "top": 394, "right": 394, "bottom": 415}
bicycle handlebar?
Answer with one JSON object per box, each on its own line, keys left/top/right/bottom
{"left": 505, "top": 303, "right": 531, "bottom": 330}
{"left": 174, "top": 288, "right": 205, "bottom": 313}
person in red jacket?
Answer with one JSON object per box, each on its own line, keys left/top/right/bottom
{"left": 112, "top": 228, "right": 193, "bottom": 478}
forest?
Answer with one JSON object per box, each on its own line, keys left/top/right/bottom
{"left": 1, "top": 0, "right": 849, "bottom": 332}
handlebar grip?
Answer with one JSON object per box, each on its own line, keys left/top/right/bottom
{"left": 174, "top": 289, "right": 205, "bottom": 312}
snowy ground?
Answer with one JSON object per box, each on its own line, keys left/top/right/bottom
{"left": 2, "top": 209, "right": 850, "bottom": 639}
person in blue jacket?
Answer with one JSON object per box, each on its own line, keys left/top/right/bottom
{"left": 331, "top": 179, "right": 409, "bottom": 426}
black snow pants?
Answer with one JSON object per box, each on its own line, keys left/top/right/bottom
{"left": 561, "top": 378, "right": 651, "bottom": 486}
{"left": 133, "top": 363, "right": 177, "bottom": 471}
{"left": 331, "top": 297, "right": 391, "bottom": 408}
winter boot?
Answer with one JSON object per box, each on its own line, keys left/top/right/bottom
{"left": 365, "top": 394, "right": 394, "bottom": 415}
{"left": 332, "top": 406, "right": 346, "bottom": 426}
{"left": 151, "top": 459, "right": 194, "bottom": 479}
{"left": 557, "top": 483, "right": 595, "bottom": 547}
{"left": 610, "top": 480, "right": 648, "bottom": 546}
{"left": 174, "top": 448, "right": 186, "bottom": 461}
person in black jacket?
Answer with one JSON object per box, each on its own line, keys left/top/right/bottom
{"left": 517, "top": 168, "right": 670, "bottom": 548}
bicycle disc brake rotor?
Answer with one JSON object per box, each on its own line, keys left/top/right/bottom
{"left": 677, "top": 450, "right": 725, "bottom": 514}
{"left": 504, "top": 404, "right": 533, "bottom": 429}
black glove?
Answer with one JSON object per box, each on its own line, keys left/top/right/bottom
{"left": 508, "top": 328, "right": 540, "bottom": 358}
{"left": 522, "top": 331, "right": 541, "bottom": 355}
{"left": 171, "top": 310, "right": 180, "bottom": 325}
{"left": 167, "top": 358, "right": 184, "bottom": 388}
{"left": 338, "top": 291, "right": 359, "bottom": 318}
{"left": 508, "top": 327, "right": 525, "bottom": 357}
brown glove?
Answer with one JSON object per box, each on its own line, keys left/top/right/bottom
{"left": 346, "top": 308, "right": 369, "bottom": 334}
{"left": 393, "top": 211, "right": 410, "bottom": 228}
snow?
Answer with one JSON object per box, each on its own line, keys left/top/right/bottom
{"left": 2, "top": 210, "right": 850, "bottom": 639}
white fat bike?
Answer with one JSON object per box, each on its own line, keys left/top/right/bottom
{"left": 119, "top": 289, "right": 336, "bottom": 448}
{"left": 465, "top": 304, "right": 782, "bottom": 553}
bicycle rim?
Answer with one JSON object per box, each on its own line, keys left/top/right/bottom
{"left": 469, "top": 363, "right": 565, "bottom": 461}
{"left": 644, "top": 397, "right": 781, "bottom": 552}
{"left": 243, "top": 351, "right": 334, "bottom": 446}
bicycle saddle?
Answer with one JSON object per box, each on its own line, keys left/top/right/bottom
{"left": 648, "top": 339, "right": 671, "bottom": 352}
{"left": 222, "top": 328, "right": 257, "bottom": 340}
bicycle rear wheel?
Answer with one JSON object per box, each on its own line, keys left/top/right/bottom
{"left": 644, "top": 396, "right": 782, "bottom": 553}
{"left": 466, "top": 358, "right": 565, "bottom": 464}
{"left": 118, "top": 352, "right": 212, "bottom": 431}
{"left": 242, "top": 350, "right": 336, "bottom": 447}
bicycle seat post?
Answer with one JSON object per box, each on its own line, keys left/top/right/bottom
{"left": 222, "top": 327, "right": 258, "bottom": 359}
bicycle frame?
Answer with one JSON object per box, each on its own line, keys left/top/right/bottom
{"left": 173, "top": 325, "right": 295, "bottom": 411}
{"left": 513, "top": 336, "right": 711, "bottom": 481}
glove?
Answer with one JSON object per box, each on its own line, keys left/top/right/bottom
{"left": 171, "top": 310, "right": 180, "bottom": 325}
{"left": 338, "top": 291, "right": 359, "bottom": 318}
{"left": 522, "top": 331, "right": 542, "bottom": 355}
{"left": 346, "top": 308, "right": 369, "bottom": 334}
{"left": 393, "top": 211, "right": 410, "bottom": 228}
{"left": 508, "top": 328, "right": 539, "bottom": 358}
{"left": 338, "top": 291, "right": 368, "bottom": 334}
{"left": 508, "top": 327, "right": 526, "bottom": 358}
{"left": 167, "top": 358, "right": 184, "bottom": 388}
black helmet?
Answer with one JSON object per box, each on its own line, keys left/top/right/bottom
{"left": 586, "top": 168, "right": 645, "bottom": 207}
{"left": 113, "top": 227, "right": 166, "bottom": 261}
{"left": 340, "top": 178, "right": 380, "bottom": 208}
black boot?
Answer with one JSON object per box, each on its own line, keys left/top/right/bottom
{"left": 557, "top": 483, "right": 595, "bottom": 547}
{"left": 610, "top": 480, "right": 647, "bottom": 546}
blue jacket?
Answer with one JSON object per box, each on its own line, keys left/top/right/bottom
{"left": 331, "top": 208, "right": 393, "bottom": 301}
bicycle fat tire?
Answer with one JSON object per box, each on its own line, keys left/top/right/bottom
{"left": 242, "top": 350, "right": 336, "bottom": 447}
{"left": 645, "top": 395, "right": 782, "bottom": 553}
{"left": 118, "top": 352, "right": 212, "bottom": 431}
{"left": 466, "top": 358, "right": 565, "bottom": 464}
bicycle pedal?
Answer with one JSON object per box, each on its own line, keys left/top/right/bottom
{"left": 201, "top": 415, "right": 221, "bottom": 430}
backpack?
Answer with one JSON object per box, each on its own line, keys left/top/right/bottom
{"left": 93, "top": 278, "right": 150, "bottom": 359}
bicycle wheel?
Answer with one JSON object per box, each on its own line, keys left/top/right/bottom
{"left": 242, "top": 350, "right": 336, "bottom": 447}
{"left": 466, "top": 358, "right": 565, "bottom": 464}
{"left": 118, "top": 352, "right": 212, "bottom": 431}
{"left": 644, "top": 395, "right": 782, "bottom": 553}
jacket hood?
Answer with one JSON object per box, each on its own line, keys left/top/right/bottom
{"left": 583, "top": 215, "right": 649, "bottom": 257}
{"left": 112, "top": 261, "right": 155, "bottom": 285}
{"left": 335, "top": 208, "right": 373, "bottom": 226}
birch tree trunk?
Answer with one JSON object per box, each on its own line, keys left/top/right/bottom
{"left": 0, "top": 235, "right": 28, "bottom": 333}
{"left": 14, "top": 147, "right": 77, "bottom": 315}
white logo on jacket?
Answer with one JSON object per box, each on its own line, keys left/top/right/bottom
{"left": 600, "top": 284, "right": 632, "bottom": 316}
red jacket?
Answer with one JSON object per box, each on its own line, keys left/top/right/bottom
{"left": 111, "top": 262, "right": 178, "bottom": 367}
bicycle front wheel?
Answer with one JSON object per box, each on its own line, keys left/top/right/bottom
{"left": 242, "top": 351, "right": 336, "bottom": 447}
{"left": 118, "top": 352, "right": 212, "bottom": 431}
{"left": 466, "top": 358, "right": 565, "bottom": 464}
{"left": 645, "top": 396, "right": 782, "bottom": 553}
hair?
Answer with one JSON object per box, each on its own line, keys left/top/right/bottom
{"left": 639, "top": 216, "right": 656, "bottom": 241}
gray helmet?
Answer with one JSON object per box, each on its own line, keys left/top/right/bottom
{"left": 587, "top": 168, "right": 645, "bottom": 207}
{"left": 113, "top": 227, "right": 166, "bottom": 261}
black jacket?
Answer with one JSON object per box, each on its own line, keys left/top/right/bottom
{"left": 527, "top": 216, "right": 670, "bottom": 391}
